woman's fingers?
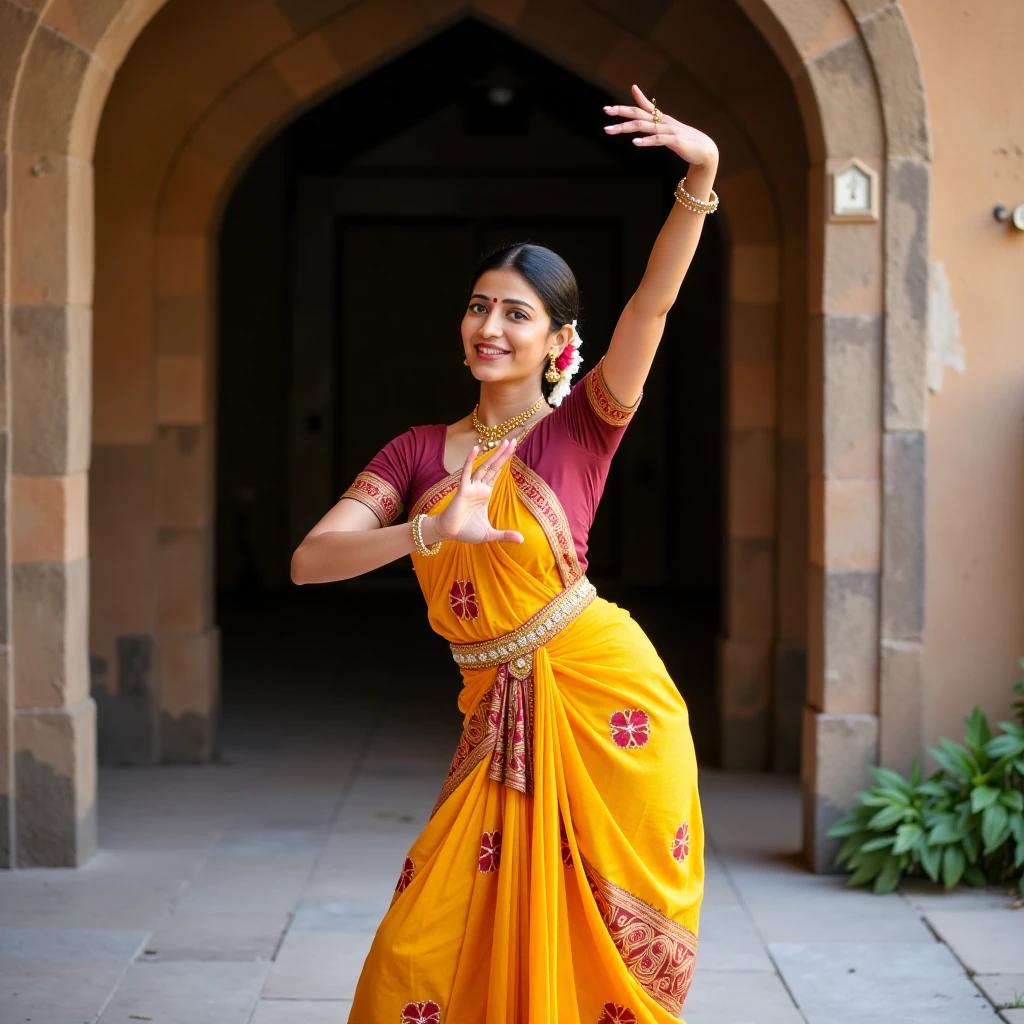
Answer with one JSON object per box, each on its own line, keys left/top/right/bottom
{"left": 471, "top": 436, "right": 517, "bottom": 483}
{"left": 603, "top": 103, "right": 650, "bottom": 120}
{"left": 604, "top": 119, "right": 659, "bottom": 135}
{"left": 631, "top": 83, "right": 654, "bottom": 111}
{"left": 459, "top": 443, "right": 481, "bottom": 490}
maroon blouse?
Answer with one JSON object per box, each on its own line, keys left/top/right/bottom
{"left": 341, "top": 356, "right": 642, "bottom": 574}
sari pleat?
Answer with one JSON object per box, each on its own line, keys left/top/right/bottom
{"left": 349, "top": 452, "right": 702, "bottom": 1024}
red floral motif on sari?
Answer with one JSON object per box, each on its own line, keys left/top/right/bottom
{"left": 448, "top": 579, "right": 479, "bottom": 620}
{"left": 394, "top": 856, "right": 415, "bottom": 896}
{"left": 479, "top": 830, "right": 502, "bottom": 873}
{"left": 401, "top": 1001, "right": 441, "bottom": 1024}
{"left": 597, "top": 1004, "right": 637, "bottom": 1023}
{"left": 672, "top": 822, "right": 691, "bottom": 864}
{"left": 609, "top": 708, "right": 651, "bottom": 749}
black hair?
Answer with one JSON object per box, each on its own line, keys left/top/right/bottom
{"left": 471, "top": 242, "right": 579, "bottom": 337}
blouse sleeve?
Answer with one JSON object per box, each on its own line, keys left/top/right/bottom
{"left": 556, "top": 354, "right": 643, "bottom": 458}
{"left": 339, "top": 427, "right": 418, "bottom": 527}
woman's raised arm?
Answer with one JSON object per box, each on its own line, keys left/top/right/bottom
{"left": 599, "top": 84, "right": 719, "bottom": 407}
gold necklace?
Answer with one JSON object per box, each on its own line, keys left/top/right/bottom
{"left": 472, "top": 397, "right": 545, "bottom": 450}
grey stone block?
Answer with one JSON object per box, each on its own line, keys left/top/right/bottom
{"left": 882, "top": 430, "right": 926, "bottom": 640}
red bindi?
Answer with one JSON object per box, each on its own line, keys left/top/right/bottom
{"left": 492, "top": 297, "right": 498, "bottom": 302}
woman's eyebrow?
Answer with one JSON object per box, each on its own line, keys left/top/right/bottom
{"left": 470, "top": 293, "right": 535, "bottom": 311}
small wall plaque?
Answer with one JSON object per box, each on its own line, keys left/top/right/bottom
{"left": 830, "top": 158, "right": 879, "bottom": 223}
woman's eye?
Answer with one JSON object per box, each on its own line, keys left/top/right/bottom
{"left": 469, "top": 303, "right": 486, "bottom": 313}
{"left": 509, "top": 310, "right": 527, "bottom": 321}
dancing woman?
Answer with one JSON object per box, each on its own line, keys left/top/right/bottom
{"left": 291, "top": 85, "right": 719, "bottom": 1024}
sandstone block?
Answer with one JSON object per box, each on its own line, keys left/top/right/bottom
{"left": 12, "top": 473, "right": 87, "bottom": 564}
{"left": 14, "top": 696, "right": 97, "bottom": 867}
{"left": 158, "top": 628, "right": 220, "bottom": 763}
{"left": 13, "top": 558, "right": 89, "bottom": 710}
{"left": 879, "top": 638, "right": 923, "bottom": 778}
{"left": 808, "top": 476, "right": 881, "bottom": 571}
{"left": 157, "top": 425, "right": 213, "bottom": 530}
{"left": 881, "top": 430, "right": 925, "bottom": 640}
{"left": 806, "top": 566, "right": 879, "bottom": 714}
{"left": 11, "top": 303, "right": 92, "bottom": 475}
{"left": 718, "top": 636, "right": 773, "bottom": 771}
{"left": 157, "top": 527, "right": 213, "bottom": 632}
{"left": 802, "top": 706, "right": 878, "bottom": 872}
{"left": 727, "top": 429, "right": 777, "bottom": 539}
{"left": 883, "top": 159, "right": 930, "bottom": 432}
{"left": 726, "top": 536, "right": 775, "bottom": 640}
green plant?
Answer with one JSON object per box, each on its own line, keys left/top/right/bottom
{"left": 1013, "top": 656, "right": 1024, "bottom": 725}
{"left": 828, "top": 697, "right": 1024, "bottom": 895}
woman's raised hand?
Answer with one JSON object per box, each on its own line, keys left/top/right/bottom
{"left": 434, "top": 438, "right": 525, "bottom": 546}
{"left": 603, "top": 84, "right": 718, "bottom": 167}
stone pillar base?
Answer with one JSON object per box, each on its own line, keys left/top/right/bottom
{"left": 801, "top": 706, "right": 878, "bottom": 873}
{"left": 14, "top": 697, "right": 97, "bottom": 867}
{"left": 718, "top": 635, "right": 772, "bottom": 770}
{"left": 772, "top": 640, "right": 806, "bottom": 774}
{"left": 158, "top": 628, "right": 220, "bottom": 763}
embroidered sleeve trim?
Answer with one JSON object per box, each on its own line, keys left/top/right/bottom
{"left": 582, "top": 855, "right": 698, "bottom": 1015}
{"left": 509, "top": 456, "right": 583, "bottom": 588}
{"left": 341, "top": 471, "right": 403, "bottom": 526}
{"left": 585, "top": 356, "right": 642, "bottom": 427}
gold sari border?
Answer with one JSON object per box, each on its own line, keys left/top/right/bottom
{"left": 583, "top": 853, "right": 698, "bottom": 1015}
{"left": 586, "top": 355, "right": 643, "bottom": 427}
{"left": 509, "top": 456, "right": 583, "bottom": 589}
{"left": 341, "top": 471, "right": 403, "bottom": 526}
{"left": 450, "top": 575, "right": 597, "bottom": 673}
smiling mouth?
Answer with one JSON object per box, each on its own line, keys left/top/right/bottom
{"left": 475, "top": 344, "right": 511, "bottom": 356}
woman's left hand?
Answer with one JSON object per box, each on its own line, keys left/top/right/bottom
{"left": 603, "top": 84, "right": 718, "bottom": 167}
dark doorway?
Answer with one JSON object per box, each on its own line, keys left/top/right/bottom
{"left": 216, "top": 17, "right": 723, "bottom": 764}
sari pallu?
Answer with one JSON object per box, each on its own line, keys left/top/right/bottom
{"left": 349, "top": 449, "right": 704, "bottom": 1024}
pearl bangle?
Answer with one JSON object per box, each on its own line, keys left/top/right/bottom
{"left": 411, "top": 513, "right": 442, "bottom": 556}
{"left": 674, "top": 176, "right": 720, "bottom": 214}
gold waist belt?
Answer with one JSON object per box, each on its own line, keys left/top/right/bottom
{"left": 450, "top": 574, "right": 597, "bottom": 679}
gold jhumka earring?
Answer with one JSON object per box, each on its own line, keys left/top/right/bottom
{"left": 545, "top": 351, "right": 561, "bottom": 383}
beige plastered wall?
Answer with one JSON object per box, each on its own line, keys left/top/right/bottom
{"left": 902, "top": 0, "right": 1024, "bottom": 745}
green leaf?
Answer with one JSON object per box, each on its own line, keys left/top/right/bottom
{"left": 1015, "top": 839, "right": 1024, "bottom": 869}
{"left": 981, "top": 803, "right": 1011, "bottom": 854}
{"left": 942, "top": 844, "right": 966, "bottom": 889}
{"left": 964, "top": 706, "right": 993, "bottom": 754}
{"left": 1000, "top": 790, "right": 1024, "bottom": 812}
{"left": 893, "top": 823, "right": 924, "bottom": 855}
{"left": 861, "top": 835, "right": 897, "bottom": 853}
{"left": 962, "top": 830, "right": 981, "bottom": 864}
{"left": 963, "top": 865, "right": 987, "bottom": 887}
{"left": 971, "top": 786, "right": 1000, "bottom": 812}
{"left": 917, "top": 780, "right": 953, "bottom": 799}
{"left": 836, "top": 833, "right": 867, "bottom": 866}
{"left": 827, "top": 816, "right": 864, "bottom": 838}
{"left": 919, "top": 843, "right": 941, "bottom": 882}
{"left": 986, "top": 735, "right": 1024, "bottom": 759}
{"left": 868, "top": 804, "right": 908, "bottom": 831}
{"left": 928, "top": 815, "right": 965, "bottom": 845}
{"left": 873, "top": 854, "right": 903, "bottom": 894}
{"left": 911, "top": 758, "right": 922, "bottom": 787}
{"left": 869, "top": 766, "right": 914, "bottom": 797}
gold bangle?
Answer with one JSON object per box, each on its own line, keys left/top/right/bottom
{"left": 674, "top": 176, "right": 719, "bottom": 214}
{"left": 411, "top": 513, "right": 442, "bottom": 556}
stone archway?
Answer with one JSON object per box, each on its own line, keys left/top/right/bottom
{"left": 0, "top": 0, "right": 928, "bottom": 871}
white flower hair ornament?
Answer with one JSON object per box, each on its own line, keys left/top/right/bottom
{"left": 547, "top": 318, "right": 584, "bottom": 407}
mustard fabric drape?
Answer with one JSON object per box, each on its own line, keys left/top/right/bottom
{"left": 349, "top": 451, "right": 703, "bottom": 1024}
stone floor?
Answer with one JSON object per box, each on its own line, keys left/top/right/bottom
{"left": 1, "top": 589, "right": 1022, "bottom": 1023}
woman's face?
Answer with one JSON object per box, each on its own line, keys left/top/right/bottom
{"left": 461, "top": 268, "right": 567, "bottom": 386}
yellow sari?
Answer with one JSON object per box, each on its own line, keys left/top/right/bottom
{"left": 349, "top": 447, "right": 703, "bottom": 1024}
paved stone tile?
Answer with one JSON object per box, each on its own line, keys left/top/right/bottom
{"left": 901, "top": 881, "right": 1019, "bottom": 912}
{"left": 770, "top": 941, "right": 1002, "bottom": 1023}
{"left": 691, "top": 904, "right": 775, "bottom": 972}
{"left": 973, "top": 974, "right": 1024, "bottom": 1010}
{"left": 0, "top": 961, "right": 126, "bottom": 1024}
{"left": 926, "top": 910, "right": 1024, "bottom": 974}
{"left": 261, "top": 931, "right": 371, "bottom": 1000}
{"left": 144, "top": 910, "right": 291, "bottom": 961}
{"left": 98, "top": 960, "right": 270, "bottom": 1024}
{"left": 251, "top": 999, "right": 353, "bottom": 1023}
{"left": 0, "top": 928, "right": 147, "bottom": 961}
{"left": 747, "top": 898, "right": 934, "bottom": 943}
{"left": 1000, "top": 1010, "right": 1024, "bottom": 1023}
{"left": 291, "top": 896, "right": 391, "bottom": 933}
{"left": 173, "top": 859, "right": 312, "bottom": 914}
{"left": 684, "top": 969, "right": 804, "bottom": 1024}
{"left": 210, "top": 826, "right": 327, "bottom": 858}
